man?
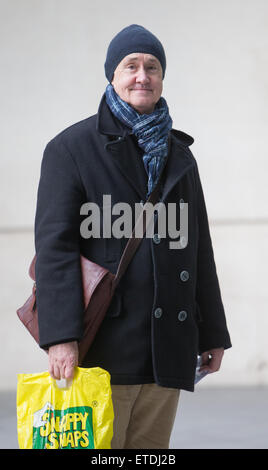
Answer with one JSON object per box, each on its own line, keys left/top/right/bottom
{"left": 35, "top": 24, "right": 231, "bottom": 449}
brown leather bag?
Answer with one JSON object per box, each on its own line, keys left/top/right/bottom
{"left": 17, "top": 179, "right": 162, "bottom": 364}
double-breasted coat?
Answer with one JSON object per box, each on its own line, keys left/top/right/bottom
{"left": 35, "top": 93, "right": 231, "bottom": 392}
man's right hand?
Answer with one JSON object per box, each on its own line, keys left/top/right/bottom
{"left": 48, "top": 341, "right": 79, "bottom": 380}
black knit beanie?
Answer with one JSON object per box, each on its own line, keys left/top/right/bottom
{"left": 104, "top": 24, "right": 166, "bottom": 82}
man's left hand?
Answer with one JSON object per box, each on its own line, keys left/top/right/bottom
{"left": 199, "top": 348, "right": 224, "bottom": 373}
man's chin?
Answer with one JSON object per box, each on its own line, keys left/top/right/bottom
{"left": 129, "top": 99, "right": 155, "bottom": 114}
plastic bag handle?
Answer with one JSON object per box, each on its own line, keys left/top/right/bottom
{"left": 51, "top": 377, "right": 73, "bottom": 390}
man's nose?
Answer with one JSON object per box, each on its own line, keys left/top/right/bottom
{"left": 136, "top": 67, "right": 150, "bottom": 83}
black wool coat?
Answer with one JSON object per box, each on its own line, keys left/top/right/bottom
{"left": 35, "top": 93, "right": 231, "bottom": 392}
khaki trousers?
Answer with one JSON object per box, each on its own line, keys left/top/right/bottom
{"left": 110, "top": 383, "right": 180, "bottom": 449}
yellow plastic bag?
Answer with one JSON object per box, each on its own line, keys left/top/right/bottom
{"left": 17, "top": 367, "right": 114, "bottom": 449}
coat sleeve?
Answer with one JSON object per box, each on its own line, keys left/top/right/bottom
{"left": 34, "top": 137, "right": 85, "bottom": 349}
{"left": 194, "top": 162, "right": 232, "bottom": 354}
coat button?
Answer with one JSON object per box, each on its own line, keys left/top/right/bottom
{"left": 154, "top": 307, "right": 163, "bottom": 318}
{"left": 180, "top": 270, "right": 189, "bottom": 282}
{"left": 153, "top": 233, "right": 161, "bottom": 244}
{"left": 178, "top": 310, "right": 187, "bottom": 321}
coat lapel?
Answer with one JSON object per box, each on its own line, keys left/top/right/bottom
{"left": 97, "top": 93, "right": 148, "bottom": 199}
{"left": 160, "top": 132, "right": 195, "bottom": 201}
{"left": 96, "top": 93, "right": 195, "bottom": 202}
{"left": 106, "top": 137, "right": 149, "bottom": 200}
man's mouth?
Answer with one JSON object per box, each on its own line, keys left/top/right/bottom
{"left": 131, "top": 88, "right": 152, "bottom": 92}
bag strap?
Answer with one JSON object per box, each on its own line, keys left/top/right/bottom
{"left": 113, "top": 132, "right": 171, "bottom": 289}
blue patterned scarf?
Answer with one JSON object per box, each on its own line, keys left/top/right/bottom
{"left": 105, "top": 84, "right": 173, "bottom": 197}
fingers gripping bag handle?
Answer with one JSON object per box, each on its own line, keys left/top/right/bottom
{"left": 16, "top": 367, "right": 114, "bottom": 449}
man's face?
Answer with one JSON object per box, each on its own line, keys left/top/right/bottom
{"left": 111, "top": 53, "right": 163, "bottom": 114}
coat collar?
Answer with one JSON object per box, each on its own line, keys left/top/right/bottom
{"left": 96, "top": 92, "right": 196, "bottom": 201}
{"left": 96, "top": 93, "right": 129, "bottom": 137}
